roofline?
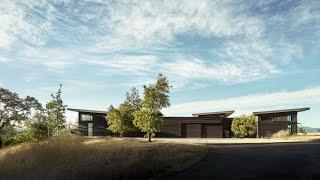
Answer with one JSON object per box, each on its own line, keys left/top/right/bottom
{"left": 192, "top": 110, "right": 235, "bottom": 117}
{"left": 67, "top": 108, "right": 107, "bottom": 114}
{"left": 253, "top": 107, "right": 310, "bottom": 115}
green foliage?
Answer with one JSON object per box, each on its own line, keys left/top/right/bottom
{"left": 141, "top": 74, "right": 170, "bottom": 110}
{"left": 107, "top": 103, "right": 136, "bottom": 136}
{"left": 0, "top": 87, "right": 43, "bottom": 147}
{"left": 125, "top": 87, "right": 141, "bottom": 110}
{"left": 45, "top": 84, "right": 67, "bottom": 136}
{"left": 133, "top": 109, "right": 163, "bottom": 134}
{"left": 133, "top": 74, "right": 170, "bottom": 142}
{"left": 231, "top": 114, "right": 256, "bottom": 138}
{"left": 26, "top": 112, "right": 48, "bottom": 140}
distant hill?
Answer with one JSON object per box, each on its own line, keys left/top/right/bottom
{"left": 301, "top": 126, "right": 320, "bottom": 133}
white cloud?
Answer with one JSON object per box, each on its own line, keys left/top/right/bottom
{"left": 86, "top": 55, "right": 158, "bottom": 75}
{"left": 163, "top": 86, "right": 320, "bottom": 116}
{"left": 0, "top": 55, "right": 12, "bottom": 62}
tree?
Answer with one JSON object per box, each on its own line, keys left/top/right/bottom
{"left": 133, "top": 74, "right": 170, "bottom": 142}
{"left": 106, "top": 103, "right": 135, "bottom": 136}
{"left": 46, "top": 84, "right": 67, "bottom": 137}
{"left": 0, "top": 87, "right": 42, "bottom": 147}
{"left": 231, "top": 114, "right": 256, "bottom": 138}
{"left": 125, "top": 87, "right": 141, "bottom": 110}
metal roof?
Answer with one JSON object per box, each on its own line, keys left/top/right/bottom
{"left": 253, "top": 107, "right": 310, "bottom": 115}
{"left": 192, "top": 110, "right": 235, "bottom": 117}
{"left": 67, "top": 108, "right": 107, "bottom": 114}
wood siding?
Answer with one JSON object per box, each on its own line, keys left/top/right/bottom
{"left": 257, "top": 112, "right": 298, "bottom": 137}
{"left": 161, "top": 117, "right": 232, "bottom": 138}
{"left": 78, "top": 112, "right": 107, "bottom": 136}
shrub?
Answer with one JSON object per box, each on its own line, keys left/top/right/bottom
{"left": 231, "top": 115, "right": 256, "bottom": 138}
{"left": 271, "top": 130, "right": 291, "bottom": 138}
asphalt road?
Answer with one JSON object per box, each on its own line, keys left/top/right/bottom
{"left": 167, "top": 142, "right": 320, "bottom": 180}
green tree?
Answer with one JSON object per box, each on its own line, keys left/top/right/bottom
{"left": 46, "top": 84, "right": 67, "bottom": 137}
{"left": 133, "top": 74, "right": 170, "bottom": 142}
{"left": 26, "top": 112, "right": 48, "bottom": 140}
{"left": 0, "top": 87, "right": 42, "bottom": 147}
{"left": 125, "top": 87, "right": 141, "bottom": 110}
{"left": 107, "top": 103, "right": 136, "bottom": 136}
{"left": 231, "top": 114, "right": 256, "bottom": 138}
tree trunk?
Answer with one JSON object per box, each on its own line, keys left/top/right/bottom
{"left": 147, "top": 132, "right": 152, "bottom": 142}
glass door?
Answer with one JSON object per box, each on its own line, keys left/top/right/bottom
{"left": 88, "top": 123, "right": 93, "bottom": 136}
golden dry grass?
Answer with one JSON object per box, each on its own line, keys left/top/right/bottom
{"left": 0, "top": 136, "right": 207, "bottom": 180}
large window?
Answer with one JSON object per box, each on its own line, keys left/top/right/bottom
{"left": 80, "top": 114, "right": 93, "bottom": 121}
{"left": 287, "top": 115, "right": 292, "bottom": 121}
{"left": 88, "top": 123, "right": 93, "bottom": 136}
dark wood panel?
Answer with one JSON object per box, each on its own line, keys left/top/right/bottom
{"left": 205, "top": 124, "right": 222, "bottom": 138}
{"left": 186, "top": 124, "right": 201, "bottom": 138}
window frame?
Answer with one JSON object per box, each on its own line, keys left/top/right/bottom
{"left": 80, "top": 113, "right": 93, "bottom": 122}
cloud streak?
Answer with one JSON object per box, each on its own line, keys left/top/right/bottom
{"left": 163, "top": 86, "right": 320, "bottom": 116}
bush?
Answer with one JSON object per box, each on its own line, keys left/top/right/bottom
{"left": 271, "top": 130, "right": 291, "bottom": 138}
{"left": 231, "top": 115, "right": 256, "bottom": 138}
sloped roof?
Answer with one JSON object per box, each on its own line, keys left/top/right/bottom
{"left": 192, "top": 110, "right": 235, "bottom": 118}
{"left": 253, "top": 107, "right": 310, "bottom": 115}
{"left": 67, "top": 108, "right": 107, "bottom": 114}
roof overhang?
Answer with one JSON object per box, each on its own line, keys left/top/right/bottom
{"left": 67, "top": 108, "right": 107, "bottom": 114}
{"left": 253, "top": 107, "right": 310, "bottom": 115}
{"left": 192, "top": 110, "right": 235, "bottom": 118}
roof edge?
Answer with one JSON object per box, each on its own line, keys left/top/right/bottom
{"left": 67, "top": 108, "right": 107, "bottom": 114}
{"left": 253, "top": 107, "right": 310, "bottom": 115}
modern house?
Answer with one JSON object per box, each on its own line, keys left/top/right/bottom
{"left": 161, "top": 111, "right": 234, "bottom": 138}
{"left": 68, "top": 107, "right": 310, "bottom": 138}
{"left": 253, "top": 107, "right": 310, "bottom": 138}
{"left": 68, "top": 108, "right": 108, "bottom": 136}
{"left": 68, "top": 108, "right": 234, "bottom": 138}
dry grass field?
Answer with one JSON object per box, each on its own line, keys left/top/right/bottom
{"left": 0, "top": 136, "right": 207, "bottom": 180}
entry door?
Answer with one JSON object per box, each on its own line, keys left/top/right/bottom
{"left": 186, "top": 124, "right": 201, "bottom": 138}
{"left": 88, "top": 123, "right": 93, "bottom": 136}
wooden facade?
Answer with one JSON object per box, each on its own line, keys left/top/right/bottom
{"left": 254, "top": 108, "right": 310, "bottom": 138}
{"left": 68, "top": 108, "right": 234, "bottom": 138}
{"left": 161, "top": 116, "right": 233, "bottom": 138}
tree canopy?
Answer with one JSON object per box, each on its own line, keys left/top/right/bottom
{"left": 133, "top": 74, "right": 170, "bottom": 142}
{"left": 231, "top": 114, "right": 256, "bottom": 138}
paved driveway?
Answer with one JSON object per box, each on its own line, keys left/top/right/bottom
{"left": 166, "top": 142, "right": 320, "bottom": 180}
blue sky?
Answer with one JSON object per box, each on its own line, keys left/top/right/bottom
{"left": 0, "top": 0, "right": 320, "bottom": 127}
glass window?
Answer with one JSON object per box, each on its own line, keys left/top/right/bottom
{"left": 287, "top": 115, "right": 292, "bottom": 121}
{"left": 80, "top": 114, "right": 93, "bottom": 121}
{"left": 88, "top": 123, "right": 93, "bottom": 136}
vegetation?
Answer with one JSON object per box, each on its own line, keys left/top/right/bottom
{"left": 133, "top": 74, "right": 170, "bottom": 142}
{"left": 298, "top": 127, "right": 307, "bottom": 135}
{"left": 231, "top": 114, "right": 256, "bottom": 138}
{"left": 271, "top": 130, "right": 291, "bottom": 138}
{"left": 107, "top": 103, "right": 136, "bottom": 136}
{"left": 106, "top": 87, "right": 141, "bottom": 136}
{"left": 0, "top": 136, "right": 207, "bottom": 180}
{"left": 45, "top": 84, "right": 67, "bottom": 136}
{"left": 0, "top": 85, "right": 67, "bottom": 148}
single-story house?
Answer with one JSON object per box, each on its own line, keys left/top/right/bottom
{"left": 68, "top": 108, "right": 234, "bottom": 138}
{"left": 68, "top": 107, "right": 310, "bottom": 138}
{"left": 253, "top": 107, "right": 310, "bottom": 138}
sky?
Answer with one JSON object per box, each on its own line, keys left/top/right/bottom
{"left": 0, "top": 0, "right": 320, "bottom": 127}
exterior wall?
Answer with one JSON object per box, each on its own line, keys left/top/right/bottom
{"left": 256, "top": 112, "right": 298, "bottom": 138}
{"left": 161, "top": 117, "right": 232, "bottom": 138}
{"left": 78, "top": 112, "right": 107, "bottom": 136}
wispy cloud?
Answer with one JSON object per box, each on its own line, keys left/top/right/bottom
{"left": 163, "top": 86, "right": 320, "bottom": 116}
